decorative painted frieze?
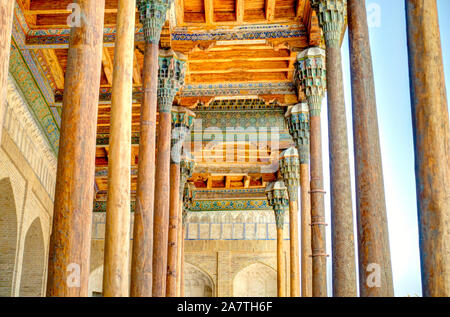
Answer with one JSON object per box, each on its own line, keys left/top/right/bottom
{"left": 285, "top": 103, "right": 310, "bottom": 164}
{"left": 279, "top": 147, "right": 300, "bottom": 201}
{"left": 3, "top": 77, "right": 57, "bottom": 199}
{"left": 265, "top": 181, "right": 289, "bottom": 229}
{"left": 137, "top": 0, "right": 173, "bottom": 44}
{"left": 158, "top": 49, "right": 187, "bottom": 113}
{"left": 310, "top": 0, "right": 347, "bottom": 48}
{"left": 295, "top": 47, "right": 326, "bottom": 116}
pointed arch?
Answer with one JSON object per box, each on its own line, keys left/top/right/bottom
{"left": 184, "top": 262, "right": 214, "bottom": 297}
{"left": 19, "top": 217, "right": 45, "bottom": 297}
{"left": 233, "top": 262, "right": 277, "bottom": 297}
{"left": 0, "top": 178, "right": 18, "bottom": 296}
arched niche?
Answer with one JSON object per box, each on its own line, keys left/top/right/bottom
{"left": 184, "top": 262, "right": 214, "bottom": 297}
{"left": 0, "top": 178, "right": 18, "bottom": 296}
{"left": 19, "top": 217, "right": 45, "bottom": 297}
{"left": 233, "top": 263, "right": 277, "bottom": 297}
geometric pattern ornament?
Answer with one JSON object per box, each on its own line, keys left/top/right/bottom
{"left": 294, "top": 47, "right": 326, "bottom": 117}
{"left": 171, "top": 106, "right": 196, "bottom": 164}
{"left": 265, "top": 180, "right": 289, "bottom": 229}
{"left": 279, "top": 147, "right": 300, "bottom": 201}
{"left": 182, "top": 184, "right": 194, "bottom": 226}
{"left": 158, "top": 49, "right": 187, "bottom": 113}
{"left": 285, "top": 103, "right": 310, "bottom": 164}
{"left": 137, "top": 0, "right": 173, "bottom": 44}
{"left": 310, "top": 0, "right": 347, "bottom": 48}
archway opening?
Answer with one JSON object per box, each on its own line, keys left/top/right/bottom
{"left": 184, "top": 263, "right": 214, "bottom": 297}
{"left": 233, "top": 263, "right": 277, "bottom": 297}
{"left": 0, "top": 178, "right": 18, "bottom": 297}
{"left": 19, "top": 218, "right": 45, "bottom": 297}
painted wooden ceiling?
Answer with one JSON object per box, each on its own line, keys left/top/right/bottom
{"left": 14, "top": 0, "right": 321, "bottom": 205}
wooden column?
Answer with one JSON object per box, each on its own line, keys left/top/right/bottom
{"left": 0, "top": 0, "right": 14, "bottom": 142}
{"left": 406, "top": 0, "right": 450, "bottom": 297}
{"left": 295, "top": 48, "right": 328, "bottom": 297}
{"left": 167, "top": 108, "right": 195, "bottom": 297}
{"left": 276, "top": 227, "right": 286, "bottom": 297}
{"left": 177, "top": 155, "right": 195, "bottom": 296}
{"left": 131, "top": 0, "right": 171, "bottom": 297}
{"left": 46, "top": 0, "right": 105, "bottom": 297}
{"left": 279, "top": 147, "right": 300, "bottom": 297}
{"left": 348, "top": 0, "right": 394, "bottom": 297}
{"left": 266, "top": 181, "right": 289, "bottom": 298}
{"left": 102, "top": 0, "right": 135, "bottom": 297}
{"left": 285, "top": 104, "right": 312, "bottom": 297}
{"left": 311, "top": 0, "right": 357, "bottom": 297}
{"left": 153, "top": 50, "right": 187, "bottom": 297}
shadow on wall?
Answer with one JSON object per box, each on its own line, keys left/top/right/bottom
{"left": 0, "top": 178, "right": 18, "bottom": 297}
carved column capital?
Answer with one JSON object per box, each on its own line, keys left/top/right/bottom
{"left": 295, "top": 47, "right": 326, "bottom": 116}
{"left": 137, "top": 0, "right": 173, "bottom": 44}
{"left": 179, "top": 152, "right": 195, "bottom": 198}
{"left": 265, "top": 181, "right": 289, "bottom": 229}
{"left": 285, "top": 103, "right": 310, "bottom": 164}
{"left": 158, "top": 49, "right": 187, "bottom": 113}
{"left": 171, "top": 106, "right": 196, "bottom": 164}
{"left": 310, "top": 0, "right": 347, "bottom": 48}
{"left": 279, "top": 147, "right": 300, "bottom": 201}
{"left": 182, "top": 184, "right": 194, "bottom": 226}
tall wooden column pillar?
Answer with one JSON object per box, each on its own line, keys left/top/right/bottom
{"left": 266, "top": 181, "right": 289, "bottom": 297}
{"left": 279, "top": 148, "right": 301, "bottom": 297}
{"left": 177, "top": 155, "right": 195, "bottom": 296}
{"left": 406, "top": 0, "right": 450, "bottom": 297}
{"left": 131, "top": 0, "right": 171, "bottom": 297}
{"left": 0, "top": 0, "right": 14, "bottom": 141}
{"left": 286, "top": 103, "right": 312, "bottom": 297}
{"left": 46, "top": 0, "right": 105, "bottom": 297}
{"left": 348, "top": 0, "right": 394, "bottom": 296}
{"left": 295, "top": 47, "right": 328, "bottom": 297}
{"left": 103, "top": 0, "right": 136, "bottom": 297}
{"left": 311, "top": 0, "right": 357, "bottom": 297}
{"left": 153, "top": 50, "right": 187, "bottom": 297}
{"left": 167, "top": 108, "right": 195, "bottom": 297}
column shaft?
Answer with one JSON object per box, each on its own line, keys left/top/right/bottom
{"left": 153, "top": 110, "right": 172, "bottom": 296}
{"left": 181, "top": 224, "right": 186, "bottom": 297}
{"left": 130, "top": 42, "right": 158, "bottom": 297}
{"left": 300, "top": 163, "right": 312, "bottom": 297}
{"left": 46, "top": 0, "right": 105, "bottom": 297}
{"left": 176, "top": 203, "right": 183, "bottom": 297}
{"left": 309, "top": 115, "right": 328, "bottom": 297}
{"left": 288, "top": 200, "right": 300, "bottom": 297}
{"left": 0, "top": 0, "right": 14, "bottom": 142}
{"left": 348, "top": 0, "right": 394, "bottom": 297}
{"left": 277, "top": 228, "right": 286, "bottom": 297}
{"left": 103, "top": 0, "right": 135, "bottom": 297}
{"left": 326, "top": 45, "right": 357, "bottom": 297}
{"left": 406, "top": 0, "right": 450, "bottom": 297}
{"left": 166, "top": 163, "right": 181, "bottom": 297}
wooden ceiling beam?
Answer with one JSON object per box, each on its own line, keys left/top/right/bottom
{"left": 236, "top": 0, "right": 244, "bottom": 23}
{"left": 102, "top": 47, "right": 114, "bottom": 86}
{"left": 175, "top": 0, "right": 184, "bottom": 26}
{"left": 204, "top": 0, "right": 214, "bottom": 26}
{"left": 41, "top": 49, "right": 65, "bottom": 90}
{"left": 265, "top": 0, "right": 276, "bottom": 22}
